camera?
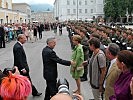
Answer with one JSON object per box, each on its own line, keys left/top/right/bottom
{"left": 72, "top": 95, "right": 81, "bottom": 100}
{"left": 3, "top": 68, "right": 16, "bottom": 75}
{"left": 57, "top": 78, "right": 69, "bottom": 95}
{"left": 57, "top": 78, "right": 82, "bottom": 100}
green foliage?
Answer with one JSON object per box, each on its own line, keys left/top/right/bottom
{"left": 104, "top": 0, "right": 133, "bottom": 21}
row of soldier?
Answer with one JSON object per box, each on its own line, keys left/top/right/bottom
{"left": 66, "top": 21, "right": 133, "bottom": 100}
{"left": 67, "top": 21, "right": 133, "bottom": 82}
{"left": 67, "top": 21, "right": 133, "bottom": 52}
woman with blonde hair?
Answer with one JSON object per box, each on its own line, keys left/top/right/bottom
{"left": 70, "top": 35, "right": 84, "bottom": 95}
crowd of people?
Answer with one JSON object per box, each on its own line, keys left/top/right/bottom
{"left": 0, "top": 20, "right": 133, "bottom": 100}
{"left": 0, "top": 23, "right": 43, "bottom": 48}
{"left": 66, "top": 21, "right": 133, "bottom": 100}
{"left": 0, "top": 22, "right": 63, "bottom": 48}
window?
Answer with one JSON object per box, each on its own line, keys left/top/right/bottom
{"left": 85, "top": 9, "right": 87, "bottom": 13}
{"left": 91, "top": 9, "right": 93, "bottom": 13}
{"left": 0, "top": 19, "right": 3, "bottom": 24}
{"left": 67, "top": 9, "right": 70, "bottom": 14}
{"left": 67, "top": 0, "right": 70, "bottom": 5}
{"left": 91, "top": 0, "right": 93, "bottom": 3}
{"left": 85, "top": 0, "right": 87, "bottom": 5}
{"left": 79, "top": 1, "right": 82, "bottom": 5}
{"left": 73, "top": 9, "right": 76, "bottom": 14}
{"left": 10, "top": 20, "right": 12, "bottom": 23}
{"left": 73, "top": 0, "right": 76, "bottom": 5}
{"left": 79, "top": 9, "right": 82, "bottom": 13}
{"left": 6, "top": 2, "right": 8, "bottom": 9}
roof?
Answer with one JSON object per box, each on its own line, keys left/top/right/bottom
{"left": 12, "top": 3, "right": 30, "bottom": 7}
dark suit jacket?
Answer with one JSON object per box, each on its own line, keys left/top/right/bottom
{"left": 42, "top": 46, "right": 71, "bottom": 81}
{"left": 13, "top": 42, "right": 29, "bottom": 73}
{"left": 0, "top": 26, "right": 5, "bottom": 37}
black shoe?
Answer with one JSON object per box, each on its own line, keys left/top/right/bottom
{"left": 80, "top": 78, "right": 88, "bottom": 82}
{"left": 33, "top": 92, "right": 42, "bottom": 97}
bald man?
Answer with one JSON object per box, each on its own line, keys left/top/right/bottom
{"left": 13, "top": 34, "right": 42, "bottom": 96}
{"left": 50, "top": 94, "right": 72, "bottom": 100}
{"left": 50, "top": 93, "right": 84, "bottom": 100}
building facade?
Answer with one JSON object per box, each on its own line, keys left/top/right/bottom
{"left": 31, "top": 11, "right": 55, "bottom": 23}
{"left": 0, "top": 0, "right": 30, "bottom": 24}
{"left": 12, "top": 3, "right": 31, "bottom": 23}
{"left": 54, "top": 0, "right": 104, "bottom": 21}
{"left": 0, "top": 0, "right": 12, "bottom": 9}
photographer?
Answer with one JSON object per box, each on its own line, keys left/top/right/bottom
{"left": 51, "top": 93, "right": 83, "bottom": 100}
{"left": 0, "top": 66, "right": 32, "bottom": 100}
{"left": 0, "top": 69, "right": 6, "bottom": 100}
{"left": 50, "top": 78, "right": 84, "bottom": 100}
{"left": 2, "top": 66, "right": 20, "bottom": 76}
{"left": 0, "top": 66, "right": 20, "bottom": 85}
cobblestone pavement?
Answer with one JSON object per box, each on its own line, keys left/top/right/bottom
{"left": 0, "top": 27, "right": 94, "bottom": 100}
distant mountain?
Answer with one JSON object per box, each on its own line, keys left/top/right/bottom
{"left": 30, "top": 4, "right": 53, "bottom": 12}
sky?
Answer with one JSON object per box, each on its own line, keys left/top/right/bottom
{"left": 12, "top": 0, "right": 55, "bottom": 5}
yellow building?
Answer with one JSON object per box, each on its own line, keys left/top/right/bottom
{"left": 0, "top": 0, "right": 12, "bottom": 9}
{"left": 0, "top": 0, "right": 30, "bottom": 24}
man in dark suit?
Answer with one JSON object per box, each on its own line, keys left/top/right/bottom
{"left": 37, "top": 24, "right": 43, "bottom": 39}
{"left": 0, "top": 25, "right": 5, "bottom": 48}
{"left": 42, "top": 37, "right": 73, "bottom": 100}
{"left": 13, "top": 34, "right": 42, "bottom": 96}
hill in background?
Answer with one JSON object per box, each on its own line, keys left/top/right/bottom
{"left": 30, "top": 4, "right": 53, "bottom": 12}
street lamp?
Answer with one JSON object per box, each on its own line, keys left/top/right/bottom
{"left": 6, "top": 16, "right": 8, "bottom": 24}
{"left": 28, "top": 19, "right": 30, "bottom": 23}
{"left": 25, "top": 19, "right": 26, "bottom": 23}
{"left": 125, "top": 8, "right": 129, "bottom": 23}
{"left": 0, "top": 19, "right": 3, "bottom": 24}
{"left": 14, "top": 14, "right": 18, "bottom": 23}
{"left": 77, "top": 0, "right": 78, "bottom": 20}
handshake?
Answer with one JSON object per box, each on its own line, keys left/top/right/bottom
{"left": 70, "top": 60, "right": 76, "bottom": 66}
{"left": 70, "top": 60, "right": 88, "bottom": 66}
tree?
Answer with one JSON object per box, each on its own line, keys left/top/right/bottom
{"left": 104, "top": 0, "right": 133, "bottom": 22}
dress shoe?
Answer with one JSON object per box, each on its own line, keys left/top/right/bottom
{"left": 80, "top": 78, "right": 88, "bottom": 82}
{"left": 32, "top": 92, "right": 42, "bottom": 97}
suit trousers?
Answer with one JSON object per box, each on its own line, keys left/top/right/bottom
{"left": 39, "top": 32, "right": 42, "bottom": 39}
{"left": 44, "top": 80, "right": 57, "bottom": 100}
{"left": 80, "top": 64, "right": 88, "bottom": 79}
{"left": 0, "top": 36, "right": 5, "bottom": 48}
{"left": 20, "top": 71, "right": 38, "bottom": 95}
